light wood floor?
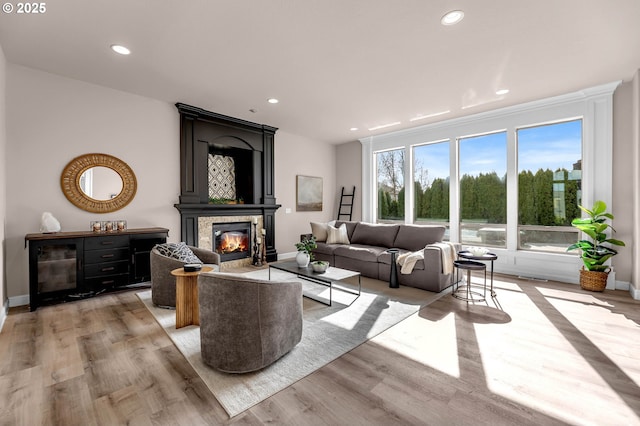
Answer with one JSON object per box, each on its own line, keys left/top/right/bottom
{"left": 1, "top": 274, "right": 639, "bottom": 425}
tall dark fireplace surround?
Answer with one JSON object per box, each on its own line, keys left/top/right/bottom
{"left": 174, "top": 103, "right": 281, "bottom": 261}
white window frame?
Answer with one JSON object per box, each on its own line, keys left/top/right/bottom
{"left": 360, "top": 82, "right": 619, "bottom": 284}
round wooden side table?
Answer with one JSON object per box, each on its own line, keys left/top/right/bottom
{"left": 171, "top": 266, "right": 213, "bottom": 329}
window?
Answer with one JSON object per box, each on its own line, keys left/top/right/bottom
{"left": 517, "top": 120, "right": 582, "bottom": 252}
{"left": 413, "top": 141, "right": 450, "bottom": 238}
{"left": 361, "top": 82, "right": 616, "bottom": 284}
{"left": 376, "top": 148, "right": 405, "bottom": 222}
{"left": 459, "top": 132, "right": 507, "bottom": 247}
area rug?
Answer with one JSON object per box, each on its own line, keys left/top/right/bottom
{"left": 137, "top": 269, "right": 447, "bottom": 418}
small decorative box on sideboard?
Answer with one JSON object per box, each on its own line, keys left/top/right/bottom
{"left": 25, "top": 227, "right": 169, "bottom": 311}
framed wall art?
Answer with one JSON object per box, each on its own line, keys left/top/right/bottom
{"left": 296, "top": 175, "right": 323, "bottom": 211}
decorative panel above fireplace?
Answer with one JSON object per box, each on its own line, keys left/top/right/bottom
{"left": 174, "top": 103, "right": 281, "bottom": 262}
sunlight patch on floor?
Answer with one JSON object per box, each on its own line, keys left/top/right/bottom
{"left": 474, "top": 286, "right": 640, "bottom": 425}
{"left": 371, "top": 311, "right": 461, "bottom": 378}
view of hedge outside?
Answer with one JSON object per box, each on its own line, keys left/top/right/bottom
{"left": 376, "top": 148, "right": 405, "bottom": 221}
{"left": 376, "top": 120, "right": 582, "bottom": 253}
{"left": 517, "top": 119, "right": 582, "bottom": 252}
{"left": 413, "top": 141, "right": 450, "bottom": 239}
{"left": 459, "top": 132, "right": 508, "bottom": 247}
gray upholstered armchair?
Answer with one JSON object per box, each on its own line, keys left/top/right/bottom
{"left": 150, "top": 245, "right": 220, "bottom": 308}
{"left": 198, "top": 272, "right": 303, "bottom": 373}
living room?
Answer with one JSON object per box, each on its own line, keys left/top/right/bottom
{"left": 1, "top": 2, "right": 640, "bottom": 424}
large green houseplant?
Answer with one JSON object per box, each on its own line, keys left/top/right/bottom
{"left": 567, "top": 200, "right": 625, "bottom": 291}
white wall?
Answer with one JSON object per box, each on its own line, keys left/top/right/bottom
{"left": 631, "top": 70, "right": 640, "bottom": 298}
{"left": 274, "top": 131, "right": 336, "bottom": 257}
{"left": 6, "top": 65, "right": 181, "bottom": 304}
{"left": 0, "top": 44, "right": 7, "bottom": 324}
{"left": 336, "top": 141, "right": 362, "bottom": 221}
{"left": 612, "top": 80, "right": 635, "bottom": 290}
{"left": 5, "top": 65, "right": 336, "bottom": 304}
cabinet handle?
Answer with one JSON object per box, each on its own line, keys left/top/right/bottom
{"left": 101, "top": 267, "right": 115, "bottom": 272}
{"left": 101, "top": 241, "right": 114, "bottom": 245}
{"left": 101, "top": 254, "right": 115, "bottom": 258}
{"left": 102, "top": 280, "right": 115, "bottom": 285}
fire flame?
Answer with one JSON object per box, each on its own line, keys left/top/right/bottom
{"left": 217, "top": 232, "right": 248, "bottom": 254}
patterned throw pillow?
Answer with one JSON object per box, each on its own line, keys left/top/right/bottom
{"left": 155, "top": 242, "right": 202, "bottom": 263}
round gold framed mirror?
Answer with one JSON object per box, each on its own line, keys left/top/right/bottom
{"left": 61, "top": 153, "right": 137, "bottom": 213}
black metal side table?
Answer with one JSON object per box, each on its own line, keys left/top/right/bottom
{"left": 452, "top": 260, "right": 487, "bottom": 302}
{"left": 458, "top": 251, "right": 498, "bottom": 297}
{"left": 387, "top": 248, "right": 400, "bottom": 288}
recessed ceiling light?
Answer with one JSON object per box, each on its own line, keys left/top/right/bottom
{"left": 110, "top": 44, "right": 131, "bottom": 55}
{"left": 441, "top": 10, "right": 464, "bottom": 26}
{"left": 350, "top": 127, "right": 359, "bottom": 131}
{"left": 368, "top": 122, "right": 401, "bottom": 131}
{"left": 267, "top": 98, "right": 279, "bottom": 104}
{"left": 496, "top": 89, "right": 510, "bottom": 95}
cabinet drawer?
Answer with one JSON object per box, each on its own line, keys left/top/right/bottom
{"left": 85, "top": 247, "right": 129, "bottom": 265}
{"left": 85, "top": 260, "right": 129, "bottom": 278}
{"left": 85, "top": 273, "right": 130, "bottom": 291}
{"left": 85, "top": 235, "right": 129, "bottom": 251}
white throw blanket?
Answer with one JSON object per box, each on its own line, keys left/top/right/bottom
{"left": 396, "top": 242, "right": 457, "bottom": 275}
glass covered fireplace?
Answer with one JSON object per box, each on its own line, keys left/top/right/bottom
{"left": 213, "top": 222, "right": 251, "bottom": 262}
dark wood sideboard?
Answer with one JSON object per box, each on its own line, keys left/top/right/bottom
{"left": 25, "top": 227, "right": 169, "bottom": 311}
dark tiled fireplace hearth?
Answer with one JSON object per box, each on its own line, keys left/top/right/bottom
{"left": 174, "top": 104, "right": 281, "bottom": 262}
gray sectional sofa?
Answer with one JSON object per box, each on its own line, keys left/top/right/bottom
{"left": 306, "top": 221, "right": 457, "bottom": 293}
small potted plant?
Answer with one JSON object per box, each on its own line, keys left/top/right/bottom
{"left": 567, "top": 200, "right": 625, "bottom": 291}
{"left": 295, "top": 236, "right": 317, "bottom": 268}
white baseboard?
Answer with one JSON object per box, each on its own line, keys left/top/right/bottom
{"left": 278, "top": 251, "right": 296, "bottom": 260}
{"left": 629, "top": 283, "right": 640, "bottom": 300}
{"left": 9, "top": 294, "right": 29, "bottom": 308}
{"left": 0, "top": 298, "right": 8, "bottom": 332}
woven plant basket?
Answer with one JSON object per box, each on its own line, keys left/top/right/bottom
{"left": 579, "top": 267, "right": 609, "bottom": 292}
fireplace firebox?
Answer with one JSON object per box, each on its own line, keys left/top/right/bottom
{"left": 213, "top": 222, "right": 251, "bottom": 262}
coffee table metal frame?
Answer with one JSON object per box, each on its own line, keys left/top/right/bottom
{"left": 268, "top": 260, "right": 361, "bottom": 306}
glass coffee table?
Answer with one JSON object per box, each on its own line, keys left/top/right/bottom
{"left": 269, "top": 260, "right": 361, "bottom": 306}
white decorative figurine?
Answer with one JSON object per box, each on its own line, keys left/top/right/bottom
{"left": 40, "top": 212, "right": 61, "bottom": 233}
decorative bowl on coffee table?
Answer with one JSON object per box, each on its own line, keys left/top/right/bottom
{"left": 311, "top": 261, "right": 329, "bottom": 273}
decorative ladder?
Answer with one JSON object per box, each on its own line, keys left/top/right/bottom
{"left": 337, "top": 186, "right": 356, "bottom": 221}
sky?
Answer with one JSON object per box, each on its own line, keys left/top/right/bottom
{"left": 412, "top": 119, "right": 582, "bottom": 186}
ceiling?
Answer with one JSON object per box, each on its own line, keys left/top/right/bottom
{"left": 1, "top": 0, "right": 639, "bottom": 144}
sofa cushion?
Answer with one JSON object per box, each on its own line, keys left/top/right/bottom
{"left": 393, "top": 225, "right": 445, "bottom": 251}
{"left": 310, "top": 221, "right": 336, "bottom": 242}
{"left": 333, "top": 244, "right": 387, "bottom": 262}
{"left": 154, "top": 242, "right": 201, "bottom": 263}
{"left": 310, "top": 222, "right": 328, "bottom": 242}
{"left": 314, "top": 242, "right": 342, "bottom": 256}
{"left": 350, "top": 222, "right": 400, "bottom": 248}
{"left": 326, "top": 224, "right": 350, "bottom": 244}
{"left": 335, "top": 221, "right": 358, "bottom": 241}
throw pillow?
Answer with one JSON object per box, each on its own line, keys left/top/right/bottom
{"left": 326, "top": 224, "right": 350, "bottom": 245}
{"left": 310, "top": 221, "right": 329, "bottom": 242}
{"left": 155, "top": 242, "right": 202, "bottom": 263}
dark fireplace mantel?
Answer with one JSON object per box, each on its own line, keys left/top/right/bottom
{"left": 174, "top": 104, "right": 280, "bottom": 261}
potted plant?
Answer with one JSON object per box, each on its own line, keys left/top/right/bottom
{"left": 567, "top": 200, "right": 625, "bottom": 291}
{"left": 295, "top": 236, "right": 317, "bottom": 267}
